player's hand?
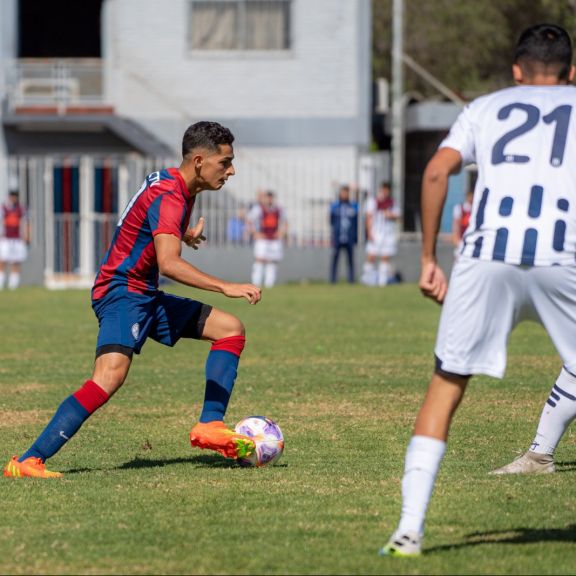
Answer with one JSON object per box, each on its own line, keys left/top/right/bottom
{"left": 222, "top": 282, "right": 262, "bottom": 305}
{"left": 183, "top": 217, "right": 206, "bottom": 250}
{"left": 419, "top": 260, "right": 448, "bottom": 304}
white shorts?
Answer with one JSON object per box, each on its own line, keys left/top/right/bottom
{"left": 0, "top": 238, "right": 27, "bottom": 263}
{"left": 254, "top": 239, "right": 283, "bottom": 262}
{"left": 435, "top": 257, "right": 576, "bottom": 379}
{"left": 366, "top": 235, "right": 397, "bottom": 257}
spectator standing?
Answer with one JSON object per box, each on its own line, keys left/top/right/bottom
{"left": 227, "top": 205, "right": 247, "bottom": 245}
{"left": 329, "top": 184, "right": 358, "bottom": 283}
{"left": 247, "top": 191, "right": 287, "bottom": 288}
{"left": 452, "top": 189, "right": 474, "bottom": 256}
{"left": 361, "top": 182, "right": 400, "bottom": 286}
{"left": 0, "top": 190, "right": 29, "bottom": 290}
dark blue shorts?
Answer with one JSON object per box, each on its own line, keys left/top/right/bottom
{"left": 92, "top": 290, "right": 212, "bottom": 355}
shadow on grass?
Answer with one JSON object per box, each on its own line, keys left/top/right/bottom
{"left": 118, "top": 455, "right": 239, "bottom": 469}
{"left": 427, "top": 523, "right": 576, "bottom": 554}
{"left": 556, "top": 460, "right": 576, "bottom": 472}
{"left": 66, "top": 455, "right": 289, "bottom": 474}
{"left": 65, "top": 455, "right": 236, "bottom": 473}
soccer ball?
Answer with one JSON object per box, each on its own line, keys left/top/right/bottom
{"left": 234, "top": 416, "right": 284, "bottom": 467}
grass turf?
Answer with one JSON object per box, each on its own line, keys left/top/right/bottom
{"left": 1, "top": 283, "right": 575, "bottom": 575}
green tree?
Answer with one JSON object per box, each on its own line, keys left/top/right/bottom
{"left": 373, "top": 0, "right": 576, "bottom": 99}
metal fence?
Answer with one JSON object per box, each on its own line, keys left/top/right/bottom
{"left": 5, "top": 150, "right": 387, "bottom": 287}
{"left": 5, "top": 59, "right": 106, "bottom": 114}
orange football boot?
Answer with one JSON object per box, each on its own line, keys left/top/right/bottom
{"left": 190, "top": 421, "right": 255, "bottom": 459}
{"left": 3, "top": 456, "right": 63, "bottom": 479}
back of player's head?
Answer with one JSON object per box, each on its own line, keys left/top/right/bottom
{"left": 514, "top": 24, "right": 573, "bottom": 80}
{"left": 182, "top": 121, "right": 235, "bottom": 158}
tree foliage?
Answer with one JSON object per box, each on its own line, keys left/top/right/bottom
{"left": 373, "top": 0, "right": 576, "bottom": 100}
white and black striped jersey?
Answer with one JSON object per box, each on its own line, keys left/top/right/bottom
{"left": 441, "top": 84, "right": 576, "bottom": 266}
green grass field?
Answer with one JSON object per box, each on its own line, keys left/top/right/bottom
{"left": 1, "top": 283, "right": 575, "bottom": 575}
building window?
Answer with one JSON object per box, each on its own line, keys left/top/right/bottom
{"left": 189, "top": 0, "right": 291, "bottom": 51}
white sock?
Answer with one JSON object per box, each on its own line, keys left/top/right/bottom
{"left": 397, "top": 435, "right": 446, "bottom": 537}
{"left": 529, "top": 367, "right": 576, "bottom": 456}
{"left": 264, "top": 263, "right": 277, "bottom": 288}
{"left": 0, "top": 271, "right": 5, "bottom": 289}
{"left": 378, "top": 262, "right": 391, "bottom": 286}
{"left": 8, "top": 272, "right": 20, "bottom": 290}
{"left": 252, "top": 261, "right": 264, "bottom": 287}
{"left": 362, "top": 262, "right": 376, "bottom": 286}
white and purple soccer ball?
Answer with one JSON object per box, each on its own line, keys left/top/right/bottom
{"left": 234, "top": 416, "right": 284, "bottom": 467}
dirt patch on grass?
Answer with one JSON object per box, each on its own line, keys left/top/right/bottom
{"left": 0, "top": 409, "right": 50, "bottom": 428}
{"left": 1, "top": 382, "right": 49, "bottom": 396}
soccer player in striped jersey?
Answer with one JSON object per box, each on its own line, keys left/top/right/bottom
{"left": 381, "top": 24, "right": 576, "bottom": 556}
{"left": 4, "top": 121, "right": 262, "bottom": 479}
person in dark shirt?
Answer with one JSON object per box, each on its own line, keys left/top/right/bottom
{"left": 329, "top": 184, "right": 358, "bottom": 283}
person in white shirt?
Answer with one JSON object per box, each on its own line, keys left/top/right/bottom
{"left": 380, "top": 23, "right": 576, "bottom": 557}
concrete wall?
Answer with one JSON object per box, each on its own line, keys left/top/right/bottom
{"left": 21, "top": 237, "right": 456, "bottom": 288}
{"left": 104, "top": 0, "right": 372, "bottom": 151}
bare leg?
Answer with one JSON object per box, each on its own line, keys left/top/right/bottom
{"left": 414, "top": 372, "right": 469, "bottom": 440}
{"left": 382, "top": 372, "right": 470, "bottom": 555}
{"left": 8, "top": 262, "right": 21, "bottom": 290}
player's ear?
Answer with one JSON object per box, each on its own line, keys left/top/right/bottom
{"left": 512, "top": 64, "right": 523, "bottom": 84}
{"left": 192, "top": 153, "right": 204, "bottom": 169}
{"left": 569, "top": 65, "right": 575, "bottom": 83}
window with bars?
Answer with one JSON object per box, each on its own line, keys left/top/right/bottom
{"left": 189, "top": 0, "right": 291, "bottom": 51}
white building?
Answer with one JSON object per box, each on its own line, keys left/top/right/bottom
{"left": 0, "top": 0, "right": 375, "bottom": 286}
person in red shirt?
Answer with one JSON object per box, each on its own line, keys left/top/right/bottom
{"left": 451, "top": 189, "right": 474, "bottom": 256}
{"left": 247, "top": 190, "right": 288, "bottom": 288}
{"left": 4, "top": 121, "right": 263, "bottom": 479}
{"left": 0, "top": 190, "right": 29, "bottom": 290}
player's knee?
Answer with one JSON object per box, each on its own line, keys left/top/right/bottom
{"left": 218, "top": 313, "right": 245, "bottom": 338}
{"left": 226, "top": 316, "right": 245, "bottom": 338}
{"left": 204, "top": 309, "right": 245, "bottom": 340}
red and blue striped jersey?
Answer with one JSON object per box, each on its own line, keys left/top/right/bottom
{"left": 92, "top": 168, "right": 194, "bottom": 300}
{"left": 2, "top": 201, "right": 26, "bottom": 239}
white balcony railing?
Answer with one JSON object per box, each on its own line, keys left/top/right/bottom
{"left": 5, "top": 59, "right": 108, "bottom": 114}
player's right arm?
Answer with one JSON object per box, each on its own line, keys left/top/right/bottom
{"left": 154, "top": 233, "right": 261, "bottom": 305}
{"left": 365, "top": 199, "right": 375, "bottom": 242}
{"left": 419, "top": 147, "right": 462, "bottom": 304}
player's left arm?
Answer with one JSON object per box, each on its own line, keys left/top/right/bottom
{"left": 21, "top": 207, "right": 31, "bottom": 244}
{"left": 278, "top": 211, "right": 288, "bottom": 241}
{"left": 23, "top": 219, "right": 31, "bottom": 244}
{"left": 154, "top": 233, "right": 261, "bottom": 304}
{"left": 183, "top": 217, "right": 206, "bottom": 250}
{"left": 419, "top": 147, "right": 462, "bottom": 304}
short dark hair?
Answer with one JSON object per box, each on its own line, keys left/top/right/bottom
{"left": 514, "top": 24, "right": 573, "bottom": 80}
{"left": 181, "top": 121, "right": 235, "bottom": 158}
